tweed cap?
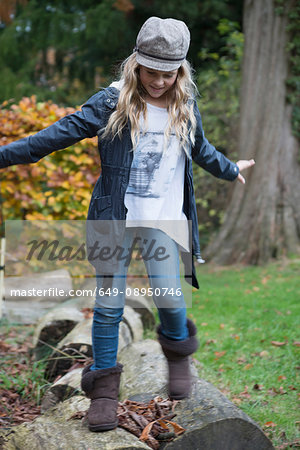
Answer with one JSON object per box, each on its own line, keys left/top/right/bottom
{"left": 134, "top": 17, "right": 190, "bottom": 72}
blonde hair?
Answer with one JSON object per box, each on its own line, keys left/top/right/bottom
{"left": 102, "top": 53, "right": 198, "bottom": 155}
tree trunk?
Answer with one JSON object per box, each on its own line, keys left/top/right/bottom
{"left": 206, "top": 0, "right": 300, "bottom": 264}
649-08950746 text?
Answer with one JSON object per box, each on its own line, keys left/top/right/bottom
{"left": 96, "top": 287, "right": 182, "bottom": 297}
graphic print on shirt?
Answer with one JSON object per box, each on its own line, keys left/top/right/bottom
{"left": 126, "top": 131, "right": 178, "bottom": 198}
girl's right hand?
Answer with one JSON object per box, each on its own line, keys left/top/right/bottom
{"left": 236, "top": 159, "right": 255, "bottom": 184}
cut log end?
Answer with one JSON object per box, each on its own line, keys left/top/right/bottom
{"left": 161, "top": 418, "right": 274, "bottom": 450}
{"left": 34, "top": 319, "right": 78, "bottom": 360}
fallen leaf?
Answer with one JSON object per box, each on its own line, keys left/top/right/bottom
{"left": 164, "top": 419, "right": 185, "bottom": 435}
{"left": 117, "top": 397, "right": 182, "bottom": 449}
{"left": 259, "top": 350, "right": 270, "bottom": 358}
{"left": 264, "top": 421, "right": 276, "bottom": 428}
{"left": 243, "top": 363, "right": 253, "bottom": 370}
{"left": 237, "top": 357, "right": 247, "bottom": 364}
{"left": 239, "top": 386, "right": 251, "bottom": 399}
{"left": 214, "top": 351, "right": 226, "bottom": 359}
{"left": 206, "top": 339, "right": 217, "bottom": 345}
{"left": 231, "top": 334, "right": 240, "bottom": 340}
{"left": 253, "top": 384, "right": 264, "bottom": 391}
{"left": 278, "top": 375, "right": 286, "bottom": 381}
{"left": 139, "top": 421, "right": 155, "bottom": 442}
{"left": 0, "top": 342, "right": 12, "bottom": 352}
{"left": 232, "top": 397, "right": 242, "bottom": 405}
{"left": 293, "top": 341, "right": 300, "bottom": 347}
{"left": 261, "top": 276, "right": 270, "bottom": 285}
{"left": 271, "top": 341, "right": 287, "bottom": 347}
{"left": 267, "top": 386, "right": 287, "bottom": 396}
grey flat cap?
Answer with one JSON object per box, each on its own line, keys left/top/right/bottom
{"left": 134, "top": 17, "right": 190, "bottom": 72}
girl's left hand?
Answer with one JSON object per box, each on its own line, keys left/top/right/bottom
{"left": 236, "top": 159, "right": 255, "bottom": 184}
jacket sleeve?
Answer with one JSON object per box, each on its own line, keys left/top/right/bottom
{"left": 0, "top": 91, "right": 103, "bottom": 169}
{"left": 191, "top": 100, "right": 239, "bottom": 181}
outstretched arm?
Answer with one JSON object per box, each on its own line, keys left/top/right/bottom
{"left": 192, "top": 101, "right": 255, "bottom": 182}
{"left": 0, "top": 91, "right": 103, "bottom": 169}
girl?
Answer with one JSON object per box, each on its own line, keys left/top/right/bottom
{"left": 0, "top": 17, "right": 255, "bottom": 432}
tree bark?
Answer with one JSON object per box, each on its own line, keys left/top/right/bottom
{"left": 0, "top": 396, "right": 150, "bottom": 450}
{"left": 206, "top": 0, "right": 300, "bottom": 264}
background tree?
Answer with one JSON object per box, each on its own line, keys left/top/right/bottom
{"left": 206, "top": 0, "right": 300, "bottom": 264}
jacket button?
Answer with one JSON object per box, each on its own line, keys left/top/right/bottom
{"left": 107, "top": 99, "right": 110, "bottom": 103}
{"left": 111, "top": 102, "right": 115, "bottom": 107}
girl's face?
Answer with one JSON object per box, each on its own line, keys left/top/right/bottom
{"left": 139, "top": 65, "right": 178, "bottom": 103}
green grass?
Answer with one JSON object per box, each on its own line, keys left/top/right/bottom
{"left": 0, "top": 322, "right": 50, "bottom": 405}
{"left": 188, "top": 258, "right": 299, "bottom": 448}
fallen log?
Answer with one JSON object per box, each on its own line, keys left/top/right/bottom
{"left": 122, "top": 305, "right": 144, "bottom": 342}
{"left": 44, "top": 306, "right": 143, "bottom": 381}
{"left": 0, "top": 396, "right": 150, "bottom": 450}
{"left": 32, "top": 295, "right": 95, "bottom": 360}
{"left": 119, "top": 340, "right": 167, "bottom": 401}
{"left": 1, "top": 339, "right": 274, "bottom": 450}
{"left": 125, "top": 294, "right": 156, "bottom": 329}
{"left": 44, "top": 317, "right": 93, "bottom": 381}
{"left": 41, "top": 368, "right": 83, "bottom": 412}
{"left": 42, "top": 340, "right": 274, "bottom": 448}
{"left": 118, "top": 340, "right": 274, "bottom": 450}
{"left": 32, "top": 287, "right": 148, "bottom": 361}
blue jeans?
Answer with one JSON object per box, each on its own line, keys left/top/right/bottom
{"left": 91, "top": 227, "right": 189, "bottom": 370}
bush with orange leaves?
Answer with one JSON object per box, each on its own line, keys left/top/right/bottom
{"left": 0, "top": 96, "right": 100, "bottom": 220}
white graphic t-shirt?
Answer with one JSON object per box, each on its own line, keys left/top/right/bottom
{"left": 124, "top": 103, "right": 189, "bottom": 252}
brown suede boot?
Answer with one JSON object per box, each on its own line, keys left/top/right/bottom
{"left": 81, "top": 363, "right": 123, "bottom": 432}
{"left": 157, "top": 319, "right": 199, "bottom": 400}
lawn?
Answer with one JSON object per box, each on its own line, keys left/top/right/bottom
{"left": 188, "top": 258, "right": 299, "bottom": 448}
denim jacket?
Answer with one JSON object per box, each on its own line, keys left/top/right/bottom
{"left": 0, "top": 87, "right": 239, "bottom": 288}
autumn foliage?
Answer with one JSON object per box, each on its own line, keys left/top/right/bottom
{"left": 0, "top": 96, "right": 100, "bottom": 220}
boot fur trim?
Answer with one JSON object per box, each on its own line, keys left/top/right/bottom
{"left": 81, "top": 362, "right": 123, "bottom": 394}
{"left": 157, "top": 318, "right": 198, "bottom": 357}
